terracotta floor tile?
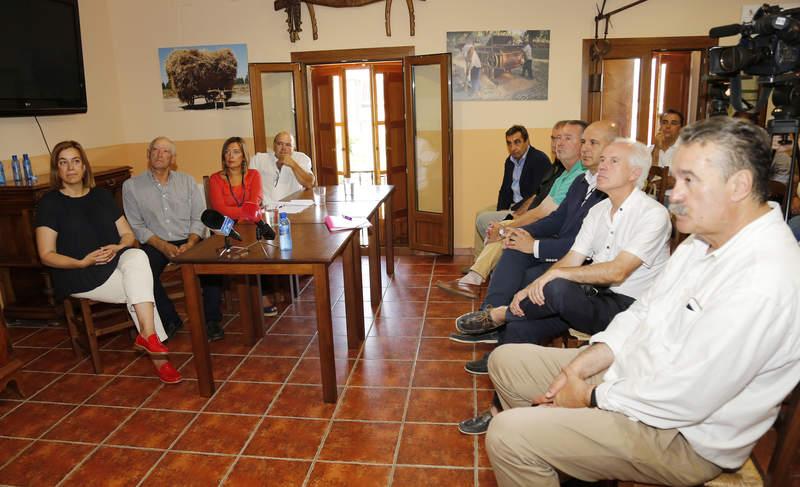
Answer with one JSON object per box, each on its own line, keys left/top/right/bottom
{"left": 305, "top": 334, "right": 359, "bottom": 359}
{"left": 107, "top": 409, "right": 194, "bottom": 449}
{"left": 432, "top": 262, "right": 469, "bottom": 274}
{"left": 269, "top": 384, "right": 337, "bottom": 419}
{"left": 224, "top": 458, "right": 310, "bottom": 486}
{"left": 335, "top": 387, "right": 408, "bottom": 422}
{"left": 392, "top": 466, "right": 474, "bottom": 486}
{"left": 174, "top": 413, "right": 259, "bottom": 454}
{"left": 319, "top": 421, "right": 400, "bottom": 463}
{"left": 14, "top": 327, "right": 69, "bottom": 348}
{"left": 428, "top": 285, "right": 480, "bottom": 303}
{"left": 208, "top": 334, "right": 255, "bottom": 355}
{"left": 368, "top": 317, "right": 424, "bottom": 337}
{"left": 406, "top": 389, "right": 474, "bottom": 424}
{"left": 376, "top": 301, "right": 427, "bottom": 318}
{"left": 252, "top": 334, "right": 313, "bottom": 356}
{"left": 282, "top": 301, "right": 318, "bottom": 317}
{"left": 397, "top": 423, "right": 474, "bottom": 467}
{"left": 0, "top": 402, "right": 74, "bottom": 438}
{"left": 478, "top": 435, "right": 492, "bottom": 468}
{"left": 179, "top": 354, "right": 245, "bottom": 381}
{"left": 349, "top": 360, "right": 413, "bottom": 388}
{"left": 99, "top": 333, "right": 135, "bottom": 351}
{"left": 382, "top": 286, "right": 430, "bottom": 302}
{"left": 87, "top": 376, "right": 160, "bottom": 408}
{"left": 268, "top": 316, "right": 318, "bottom": 335}
{"left": 475, "top": 373, "right": 494, "bottom": 390}
{"left": 287, "top": 358, "right": 354, "bottom": 385}
{"left": 0, "top": 437, "right": 31, "bottom": 466}
{"left": 205, "top": 382, "right": 279, "bottom": 415}
{"left": 8, "top": 326, "right": 40, "bottom": 344}
{"left": 245, "top": 417, "right": 327, "bottom": 459}
{"left": 418, "top": 337, "right": 476, "bottom": 361}
{"left": 362, "top": 336, "right": 419, "bottom": 360}
{"left": 478, "top": 468, "right": 499, "bottom": 486}
{"left": 142, "top": 379, "right": 211, "bottom": 411}
{"left": 0, "top": 399, "right": 22, "bottom": 417}
{"left": 45, "top": 405, "right": 133, "bottom": 443}
{"left": 426, "top": 302, "right": 475, "bottom": 319}
{"left": 307, "top": 462, "right": 391, "bottom": 487}
{"left": 70, "top": 350, "right": 140, "bottom": 375}
{"left": 24, "top": 348, "right": 85, "bottom": 372}
{"left": 422, "top": 318, "right": 458, "bottom": 337}
{"left": 0, "top": 371, "right": 60, "bottom": 399}
{"left": 12, "top": 347, "right": 49, "bottom": 370}
{"left": 61, "top": 446, "right": 163, "bottom": 487}
{"left": 0, "top": 441, "right": 93, "bottom": 486}
{"left": 397, "top": 255, "right": 437, "bottom": 264}
{"left": 33, "top": 373, "right": 113, "bottom": 404}
{"left": 231, "top": 356, "right": 298, "bottom": 383}
{"left": 120, "top": 353, "right": 192, "bottom": 379}
{"left": 388, "top": 274, "right": 433, "bottom": 288}
{"left": 162, "top": 332, "right": 194, "bottom": 353}
{"left": 413, "top": 360, "right": 474, "bottom": 389}
{"left": 142, "top": 452, "right": 234, "bottom": 487}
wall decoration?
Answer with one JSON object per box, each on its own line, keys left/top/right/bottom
{"left": 158, "top": 43, "right": 250, "bottom": 112}
{"left": 447, "top": 30, "right": 550, "bottom": 101}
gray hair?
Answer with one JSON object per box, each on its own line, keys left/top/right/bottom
{"left": 678, "top": 117, "right": 770, "bottom": 203}
{"left": 147, "top": 136, "right": 176, "bottom": 157}
{"left": 611, "top": 137, "right": 652, "bottom": 189}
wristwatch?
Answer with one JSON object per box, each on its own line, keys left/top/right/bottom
{"left": 589, "top": 387, "right": 598, "bottom": 408}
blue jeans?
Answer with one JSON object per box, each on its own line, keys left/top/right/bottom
{"left": 789, "top": 215, "right": 800, "bottom": 241}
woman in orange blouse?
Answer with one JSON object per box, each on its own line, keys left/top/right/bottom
{"left": 208, "top": 137, "right": 277, "bottom": 315}
{"left": 209, "top": 137, "right": 263, "bottom": 220}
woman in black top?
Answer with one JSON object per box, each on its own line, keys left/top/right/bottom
{"left": 35, "top": 140, "right": 182, "bottom": 384}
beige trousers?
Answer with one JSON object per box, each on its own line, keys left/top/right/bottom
{"left": 474, "top": 205, "right": 512, "bottom": 256}
{"left": 486, "top": 344, "right": 722, "bottom": 487}
{"left": 72, "top": 249, "right": 168, "bottom": 341}
{"left": 470, "top": 220, "right": 513, "bottom": 279}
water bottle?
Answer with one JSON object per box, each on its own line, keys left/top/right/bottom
{"left": 11, "top": 155, "right": 22, "bottom": 184}
{"left": 0, "top": 160, "right": 6, "bottom": 185}
{"left": 278, "top": 212, "right": 292, "bottom": 251}
{"left": 22, "top": 154, "right": 34, "bottom": 183}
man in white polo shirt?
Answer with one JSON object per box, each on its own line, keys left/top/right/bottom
{"left": 251, "top": 131, "right": 315, "bottom": 203}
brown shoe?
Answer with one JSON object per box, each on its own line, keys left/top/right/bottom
{"left": 436, "top": 279, "right": 480, "bottom": 300}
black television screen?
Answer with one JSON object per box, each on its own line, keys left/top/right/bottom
{"left": 0, "top": 0, "right": 87, "bottom": 117}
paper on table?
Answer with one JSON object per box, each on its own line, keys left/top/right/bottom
{"left": 288, "top": 199, "right": 314, "bottom": 205}
{"left": 324, "top": 215, "right": 371, "bottom": 231}
{"left": 277, "top": 204, "right": 310, "bottom": 214}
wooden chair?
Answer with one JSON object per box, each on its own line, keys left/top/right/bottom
{"left": 645, "top": 166, "right": 669, "bottom": 205}
{"left": 617, "top": 384, "right": 800, "bottom": 487}
{"left": 63, "top": 298, "right": 136, "bottom": 373}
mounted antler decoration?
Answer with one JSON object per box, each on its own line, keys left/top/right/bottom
{"left": 274, "top": 0, "right": 424, "bottom": 42}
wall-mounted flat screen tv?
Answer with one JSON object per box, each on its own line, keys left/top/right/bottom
{"left": 0, "top": 0, "right": 88, "bottom": 117}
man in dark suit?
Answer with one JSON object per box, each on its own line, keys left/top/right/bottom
{"left": 473, "top": 125, "right": 552, "bottom": 256}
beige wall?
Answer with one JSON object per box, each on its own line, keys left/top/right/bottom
{"left": 2, "top": 0, "right": 755, "bottom": 248}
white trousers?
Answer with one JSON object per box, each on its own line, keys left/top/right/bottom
{"left": 72, "top": 248, "right": 167, "bottom": 341}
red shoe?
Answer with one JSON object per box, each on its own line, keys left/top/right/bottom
{"left": 134, "top": 334, "right": 169, "bottom": 356}
{"left": 156, "top": 362, "right": 183, "bottom": 384}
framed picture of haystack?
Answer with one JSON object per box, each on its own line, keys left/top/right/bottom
{"left": 158, "top": 43, "right": 250, "bottom": 111}
{"left": 447, "top": 30, "right": 550, "bottom": 101}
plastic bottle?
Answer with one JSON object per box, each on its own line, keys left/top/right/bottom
{"left": 278, "top": 212, "right": 292, "bottom": 251}
{"left": 0, "top": 160, "right": 6, "bottom": 185}
{"left": 11, "top": 155, "right": 22, "bottom": 184}
{"left": 22, "top": 153, "right": 34, "bottom": 183}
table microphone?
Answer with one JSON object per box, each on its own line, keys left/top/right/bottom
{"left": 201, "top": 209, "right": 242, "bottom": 241}
{"left": 241, "top": 202, "right": 276, "bottom": 240}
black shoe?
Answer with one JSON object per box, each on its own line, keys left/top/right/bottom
{"left": 455, "top": 307, "right": 501, "bottom": 335}
{"left": 449, "top": 331, "right": 499, "bottom": 344}
{"left": 465, "top": 353, "right": 489, "bottom": 375}
{"left": 458, "top": 409, "right": 493, "bottom": 435}
{"left": 206, "top": 321, "right": 224, "bottom": 342}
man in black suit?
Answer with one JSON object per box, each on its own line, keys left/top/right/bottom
{"left": 474, "top": 125, "right": 552, "bottom": 256}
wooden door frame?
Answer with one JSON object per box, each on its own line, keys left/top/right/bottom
{"left": 291, "top": 46, "right": 415, "bottom": 64}
{"left": 580, "top": 36, "right": 718, "bottom": 140}
{"left": 248, "top": 63, "right": 310, "bottom": 155}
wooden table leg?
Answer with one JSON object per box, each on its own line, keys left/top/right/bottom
{"left": 181, "top": 264, "right": 214, "bottom": 397}
{"left": 342, "top": 232, "right": 365, "bottom": 349}
{"left": 248, "top": 275, "right": 264, "bottom": 343}
{"left": 236, "top": 276, "right": 255, "bottom": 345}
{"left": 313, "top": 264, "right": 338, "bottom": 403}
{"left": 368, "top": 213, "right": 382, "bottom": 307}
{"left": 384, "top": 194, "right": 394, "bottom": 276}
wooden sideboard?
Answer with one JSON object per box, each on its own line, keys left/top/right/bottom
{"left": 0, "top": 165, "right": 132, "bottom": 322}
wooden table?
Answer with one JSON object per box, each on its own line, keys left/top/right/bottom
{"left": 284, "top": 185, "right": 395, "bottom": 305}
{"left": 173, "top": 223, "right": 364, "bottom": 402}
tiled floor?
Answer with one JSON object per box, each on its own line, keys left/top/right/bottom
{"left": 0, "top": 254, "right": 502, "bottom": 487}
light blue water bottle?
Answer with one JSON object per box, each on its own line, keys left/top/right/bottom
{"left": 11, "top": 155, "right": 22, "bottom": 184}
{"left": 0, "top": 160, "right": 6, "bottom": 184}
{"left": 22, "top": 154, "right": 34, "bottom": 183}
{"left": 278, "top": 212, "right": 292, "bottom": 251}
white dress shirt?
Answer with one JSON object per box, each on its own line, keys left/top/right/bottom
{"left": 250, "top": 151, "right": 313, "bottom": 203}
{"left": 570, "top": 187, "right": 671, "bottom": 299}
{"left": 591, "top": 204, "right": 800, "bottom": 469}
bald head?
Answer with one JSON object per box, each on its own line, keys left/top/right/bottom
{"left": 580, "top": 120, "right": 620, "bottom": 171}
{"left": 273, "top": 131, "right": 295, "bottom": 157}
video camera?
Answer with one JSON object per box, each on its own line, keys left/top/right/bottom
{"left": 707, "top": 4, "right": 800, "bottom": 119}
